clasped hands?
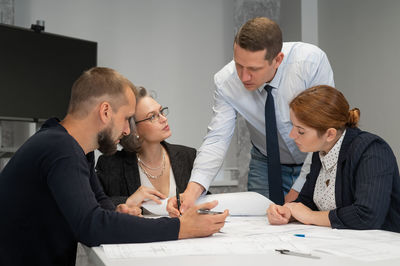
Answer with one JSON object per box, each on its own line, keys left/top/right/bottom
{"left": 267, "top": 202, "right": 314, "bottom": 225}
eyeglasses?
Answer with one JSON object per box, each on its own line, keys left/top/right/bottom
{"left": 135, "top": 107, "right": 169, "bottom": 124}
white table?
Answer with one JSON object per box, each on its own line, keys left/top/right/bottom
{"left": 86, "top": 246, "right": 400, "bottom": 266}
{"left": 85, "top": 216, "right": 400, "bottom": 266}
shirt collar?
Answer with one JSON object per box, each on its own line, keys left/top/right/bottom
{"left": 319, "top": 130, "right": 346, "bottom": 171}
{"left": 257, "top": 65, "right": 284, "bottom": 93}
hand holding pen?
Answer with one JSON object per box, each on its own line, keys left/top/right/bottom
{"left": 175, "top": 190, "right": 223, "bottom": 216}
{"left": 168, "top": 182, "right": 204, "bottom": 217}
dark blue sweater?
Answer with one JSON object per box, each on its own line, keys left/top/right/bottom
{"left": 0, "top": 118, "right": 179, "bottom": 266}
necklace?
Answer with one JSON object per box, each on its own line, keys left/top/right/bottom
{"left": 138, "top": 149, "right": 166, "bottom": 179}
{"left": 139, "top": 159, "right": 165, "bottom": 179}
{"left": 137, "top": 149, "right": 165, "bottom": 170}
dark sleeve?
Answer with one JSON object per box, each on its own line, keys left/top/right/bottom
{"left": 295, "top": 153, "right": 319, "bottom": 211}
{"left": 87, "top": 152, "right": 115, "bottom": 210}
{"left": 90, "top": 171, "right": 115, "bottom": 210}
{"left": 329, "top": 140, "right": 396, "bottom": 230}
{"left": 96, "top": 155, "right": 129, "bottom": 206}
{"left": 47, "top": 154, "right": 179, "bottom": 246}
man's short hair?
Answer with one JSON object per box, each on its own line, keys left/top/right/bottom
{"left": 67, "top": 67, "right": 137, "bottom": 117}
{"left": 234, "top": 17, "right": 282, "bottom": 62}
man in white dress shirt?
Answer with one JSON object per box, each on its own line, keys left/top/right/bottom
{"left": 168, "top": 17, "right": 334, "bottom": 216}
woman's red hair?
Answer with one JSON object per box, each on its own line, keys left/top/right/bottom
{"left": 290, "top": 85, "right": 360, "bottom": 136}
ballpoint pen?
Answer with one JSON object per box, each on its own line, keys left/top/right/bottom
{"left": 275, "top": 249, "right": 320, "bottom": 259}
{"left": 293, "top": 234, "right": 341, "bottom": 239}
{"left": 197, "top": 209, "right": 224, "bottom": 215}
{"left": 176, "top": 187, "right": 181, "bottom": 216}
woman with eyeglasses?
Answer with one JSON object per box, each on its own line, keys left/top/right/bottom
{"left": 95, "top": 87, "right": 196, "bottom": 212}
{"left": 267, "top": 85, "right": 400, "bottom": 232}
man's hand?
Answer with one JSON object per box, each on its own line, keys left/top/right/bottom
{"left": 116, "top": 203, "right": 142, "bottom": 217}
{"left": 167, "top": 182, "right": 204, "bottom": 217}
{"left": 178, "top": 200, "right": 229, "bottom": 239}
{"left": 126, "top": 186, "right": 166, "bottom": 207}
{"left": 284, "top": 188, "right": 299, "bottom": 203}
{"left": 267, "top": 204, "right": 291, "bottom": 225}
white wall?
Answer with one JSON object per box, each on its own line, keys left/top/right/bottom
{"left": 318, "top": 0, "right": 400, "bottom": 162}
{"left": 14, "top": 0, "right": 234, "bottom": 149}
{"left": 301, "top": 0, "right": 318, "bottom": 45}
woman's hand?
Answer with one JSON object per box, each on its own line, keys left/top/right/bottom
{"left": 125, "top": 186, "right": 166, "bottom": 207}
{"left": 116, "top": 204, "right": 142, "bottom": 217}
{"left": 285, "top": 202, "right": 330, "bottom": 226}
{"left": 285, "top": 202, "right": 314, "bottom": 224}
{"left": 266, "top": 204, "right": 292, "bottom": 225}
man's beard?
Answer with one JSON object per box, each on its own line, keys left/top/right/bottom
{"left": 97, "top": 126, "right": 118, "bottom": 155}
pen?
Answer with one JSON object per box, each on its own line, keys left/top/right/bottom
{"left": 293, "top": 234, "right": 340, "bottom": 239}
{"left": 197, "top": 209, "right": 223, "bottom": 215}
{"left": 275, "top": 249, "right": 320, "bottom": 259}
{"left": 176, "top": 187, "right": 181, "bottom": 216}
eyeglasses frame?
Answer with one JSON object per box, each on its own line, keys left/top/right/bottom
{"left": 135, "top": 106, "right": 169, "bottom": 124}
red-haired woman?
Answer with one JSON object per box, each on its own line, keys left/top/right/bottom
{"left": 267, "top": 85, "right": 400, "bottom": 232}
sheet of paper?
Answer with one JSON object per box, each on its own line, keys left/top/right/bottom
{"left": 141, "top": 199, "right": 168, "bottom": 216}
{"left": 196, "top": 191, "right": 273, "bottom": 215}
{"left": 300, "top": 229, "right": 400, "bottom": 261}
{"left": 142, "top": 191, "right": 273, "bottom": 216}
{"left": 102, "top": 216, "right": 400, "bottom": 262}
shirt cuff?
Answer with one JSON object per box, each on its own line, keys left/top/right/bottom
{"left": 189, "top": 175, "right": 211, "bottom": 194}
{"left": 292, "top": 175, "right": 306, "bottom": 192}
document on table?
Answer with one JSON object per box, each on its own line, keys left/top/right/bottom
{"left": 141, "top": 191, "right": 273, "bottom": 216}
{"left": 301, "top": 229, "right": 400, "bottom": 261}
{"left": 101, "top": 216, "right": 400, "bottom": 262}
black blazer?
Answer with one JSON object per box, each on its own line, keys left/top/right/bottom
{"left": 297, "top": 127, "right": 400, "bottom": 232}
{"left": 96, "top": 141, "right": 196, "bottom": 205}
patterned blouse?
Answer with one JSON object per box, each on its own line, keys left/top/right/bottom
{"left": 313, "top": 130, "right": 346, "bottom": 211}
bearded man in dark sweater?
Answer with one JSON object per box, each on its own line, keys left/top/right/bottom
{"left": 0, "top": 67, "right": 228, "bottom": 266}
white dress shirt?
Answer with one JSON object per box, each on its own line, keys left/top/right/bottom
{"left": 190, "top": 42, "right": 335, "bottom": 191}
{"left": 314, "top": 130, "right": 346, "bottom": 211}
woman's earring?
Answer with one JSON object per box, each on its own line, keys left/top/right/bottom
{"left": 135, "top": 134, "right": 139, "bottom": 139}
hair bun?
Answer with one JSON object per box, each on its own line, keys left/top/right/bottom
{"left": 347, "top": 108, "right": 360, "bottom": 128}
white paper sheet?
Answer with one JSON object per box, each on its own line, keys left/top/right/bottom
{"left": 141, "top": 199, "right": 168, "bottom": 216}
{"left": 102, "top": 217, "right": 400, "bottom": 262}
{"left": 141, "top": 191, "right": 273, "bottom": 216}
{"left": 196, "top": 191, "right": 273, "bottom": 215}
